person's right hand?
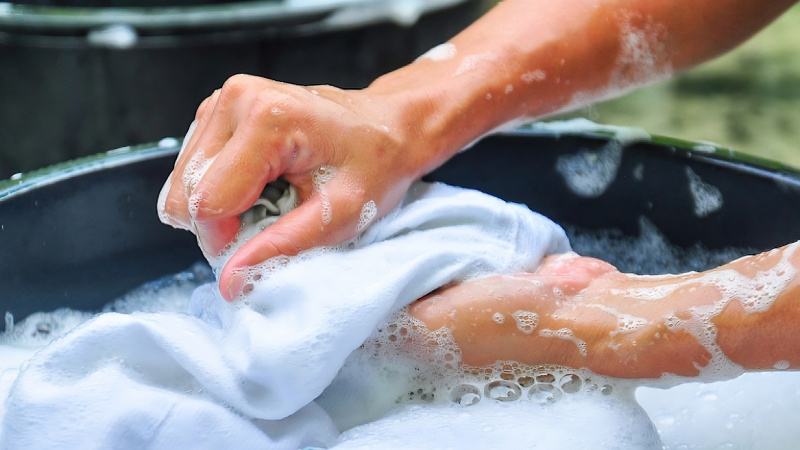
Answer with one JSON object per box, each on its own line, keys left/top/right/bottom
{"left": 158, "top": 74, "right": 440, "bottom": 301}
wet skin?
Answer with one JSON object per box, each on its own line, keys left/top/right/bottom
{"left": 409, "top": 244, "right": 800, "bottom": 379}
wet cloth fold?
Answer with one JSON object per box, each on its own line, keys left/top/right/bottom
{"left": 0, "top": 181, "right": 570, "bottom": 449}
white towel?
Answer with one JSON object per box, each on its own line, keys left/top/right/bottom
{"left": 0, "top": 181, "right": 570, "bottom": 448}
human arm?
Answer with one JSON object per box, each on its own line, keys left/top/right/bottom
{"left": 158, "top": 0, "right": 799, "bottom": 300}
{"left": 409, "top": 244, "right": 800, "bottom": 379}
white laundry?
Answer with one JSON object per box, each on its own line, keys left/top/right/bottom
{"left": 0, "top": 180, "right": 570, "bottom": 449}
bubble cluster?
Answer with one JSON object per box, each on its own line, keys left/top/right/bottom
{"left": 313, "top": 166, "right": 337, "bottom": 225}
{"left": 686, "top": 167, "right": 723, "bottom": 218}
{"left": 0, "top": 309, "right": 93, "bottom": 350}
{"left": 567, "top": 217, "right": 753, "bottom": 275}
{"left": 611, "top": 11, "right": 672, "bottom": 89}
{"left": 351, "top": 308, "right": 624, "bottom": 416}
{"left": 454, "top": 52, "right": 498, "bottom": 76}
{"left": 521, "top": 70, "right": 546, "bottom": 84}
{"left": 612, "top": 241, "right": 797, "bottom": 383}
{"left": 774, "top": 360, "right": 790, "bottom": 370}
{"left": 555, "top": 141, "right": 623, "bottom": 198}
{"left": 182, "top": 149, "right": 218, "bottom": 220}
{"left": 511, "top": 310, "right": 538, "bottom": 334}
{"left": 539, "top": 328, "right": 588, "bottom": 356}
{"left": 357, "top": 200, "right": 378, "bottom": 232}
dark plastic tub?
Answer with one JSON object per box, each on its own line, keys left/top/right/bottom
{"left": 2, "top": 126, "right": 800, "bottom": 331}
{"left": 0, "top": 0, "right": 481, "bottom": 179}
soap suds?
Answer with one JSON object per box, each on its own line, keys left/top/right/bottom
{"left": 454, "top": 52, "right": 499, "bottom": 76}
{"left": 521, "top": 70, "right": 546, "bottom": 84}
{"left": 774, "top": 360, "right": 790, "bottom": 370}
{"left": 417, "top": 43, "right": 457, "bottom": 62}
{"left": 539, "top": 327, "right": 588, "bottom": 356}
{"left": 686, "top": 167, "right": 723, "bottom": 217}
{"left": 357, "top": 200, "right": 378, "bottom": 232}
{"left": 555, "top": 140, "right": 623, "bottom": 198}
{"left": 511, "top": 310, "right": 538, "bottom": 334}
{"left": 611, "top": 11, "right": 672, "bottom": 90}
{"left": 313, "top": 166, "right": 337, "bottom": 225}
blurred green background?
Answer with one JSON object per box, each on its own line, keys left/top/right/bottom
{"left": 551, "top": 3, "right": 800, "bottom": 168}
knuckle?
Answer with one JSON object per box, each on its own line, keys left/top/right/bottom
{"left": 249, "top": 89, "right": 295, "bottom": 121}
{"left": 218, "top": 74, "right": 254, "bottom": 105}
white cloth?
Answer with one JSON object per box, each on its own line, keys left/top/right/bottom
{"left": 0, "top": 181, "right": 570, "bottom": 448}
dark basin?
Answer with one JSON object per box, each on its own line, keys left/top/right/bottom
{"left": 2, "top": 126, "right": 800, "bottom": 331}
{"left": 0, "top": 0, "right": 481, "bottom": 179}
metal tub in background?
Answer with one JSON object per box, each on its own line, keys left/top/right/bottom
{"left": 0, "top": 0, "right": 481, "bottom": 178}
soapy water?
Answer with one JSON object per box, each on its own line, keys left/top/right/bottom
{"left": 2, "top": 219, "right": 799, "bottom": 448}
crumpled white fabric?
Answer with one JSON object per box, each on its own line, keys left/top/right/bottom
{"left": 0, "top": 181, "right": 569, "bottom": 449}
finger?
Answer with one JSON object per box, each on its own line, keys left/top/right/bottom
{"left": 218, "top": 179, "right": 368, "bottom": 301}
{"left": 165, "top": 75, "right": 262, "bottom": 229}
{"left": 160, "top": 89, "right": 222, "bottom": 230}
{"left": 187, "top": 122, "right": 305, "bottom": 258}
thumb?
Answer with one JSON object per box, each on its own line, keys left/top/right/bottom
{"left": 218, "top": 189, "right": 364, "bottom": 301}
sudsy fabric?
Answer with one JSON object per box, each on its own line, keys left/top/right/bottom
{"left": 0, "top": 181, "right": 569, "bottom": 449}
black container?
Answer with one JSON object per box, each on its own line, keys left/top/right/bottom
{"left": 2, "top": 126, "right": 800, "bottom": 331}
{"left": 0, "top": 0, "right": 482, "bottom": 179}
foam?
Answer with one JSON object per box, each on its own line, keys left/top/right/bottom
{"left": 491, "top": 312, "right": 505, "bottom": 324}
{"left": 612, "top": 11, "right": 672, "bottom": 87}
{"left": 156, "top": 122, "right": 199, "bottom": 231}
{"left": 335, "top": 396, "right": 660, "bottom": 449}
{"left": 774, "top": 360, "right": 790, "bottom": 370}
{"left": 569, "top": 218, "right": 798, "bottom": 383}
{"left": 3, "top": 214, "right": 799, "bottom": 447}
{"left": 511, "top": 310, "right": 538, "bottom": 334}
{"left": 566, "top": 216, "right": 752, "bottom": 275}
{"left": 602, "top": 242, "right": 798, "bottom": 382}
{"left": 454, "top": 52, "right": 498, "bottom": 76}
{"left": 539, "top": 328, "right": 588, "bottom": 356}
{"left": 416, "top": 42, "right": 457, "bottom": 62}
{"left": 555, "top": 140, "right": 623, "bottom": 198}
{"left": 582, "top": 303, "right": 649, "bottom": 350}
{"left": 357, "top": 200, "right": 378, "bottom": 232}
{"left": 686, "top": 167, "right": 723, "bottom": 217}
{"left": 637, "top": 371, "right": 800, "bottom": 449}
{"left": 312, "top": 166, "right": 336, "bottom": 225}
{"left": 521, "top": 70, "right": 547, "bottom": 84}
{"left": 540, "top": 119, "right": 654, "bottom": 198}
{"left": 318, "top": 307, "right": 639, "bottom": 436}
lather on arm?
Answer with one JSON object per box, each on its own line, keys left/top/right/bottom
{"left": 158, "top": 0, "right": 798, "bottom": 301}
{"left": 409, "top": 243, "right": 800, "bottom": 378}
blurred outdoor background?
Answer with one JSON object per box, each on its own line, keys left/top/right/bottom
{"left": 559, "top": 2, "right": 800, "bottom": 168}
{"left": 1, "top": 0, "right": 799, "bottom": 178}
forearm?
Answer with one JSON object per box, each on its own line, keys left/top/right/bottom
{"left": 713, "top": 243, "right": 800, "bottom": 371}
{"left": 365, "top": 0, "right": 797, "bottom": 177}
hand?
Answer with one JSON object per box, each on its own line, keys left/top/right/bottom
{"left": 158, "top": 74, "right": 431, "bottom": 300}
